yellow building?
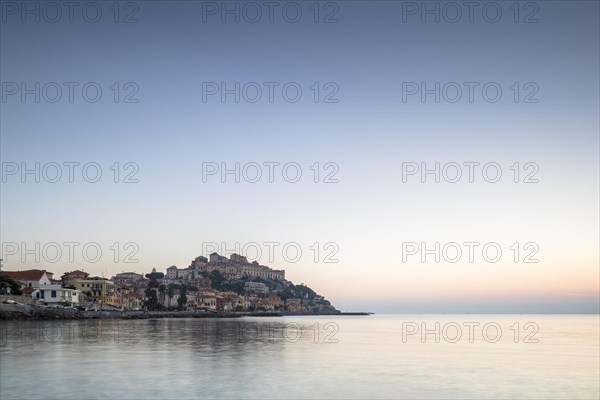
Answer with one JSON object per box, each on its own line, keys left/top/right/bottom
{"left": 75, "top": 278, "right": 117, "bottom": 307}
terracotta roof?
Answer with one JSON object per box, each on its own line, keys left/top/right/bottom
{"left": 22, "top": 287, "right": 36, "bottom": 294}
{"left": 1, "top": 269, "right": 49, "bottom": 281}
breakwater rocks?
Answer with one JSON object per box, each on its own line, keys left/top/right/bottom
{"left": 0, "top": 304, "right": 371, "bottom": 321}
{"left": 0, "top": 307, "right": 242, "bottom": 320}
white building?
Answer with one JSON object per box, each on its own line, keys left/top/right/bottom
{"left": 112, "top": 272, "right": 144, "bottom": 283}
{"left": 239, "top": 263, "right": 285, "bottom": 280}
{"left": 34, "top": 284, "right": 81, "bottom": 305}
{"left": 244, "top": 281, "right": 269, "bottom": 294}
{"left": 209, "top": 252, "right": 228, "bottom": 263}
{"left": 195, "top": 290, "right": 217, "bottom": 310}
{"left": 166, "top": 266, "right": 178, "bottom": 280}
{"left": 0, "top": 269, "right": 53, "bottom": 289}
{"left": 164, "top": 266, "right": 202, "bottom": 285}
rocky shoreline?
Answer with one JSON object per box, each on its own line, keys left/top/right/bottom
{"left": 0, "top": 305, "right": 370, "bottom": 321}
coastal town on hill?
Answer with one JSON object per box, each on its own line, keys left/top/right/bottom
{"left": 0, "top": 252, "right": 339, "bottom": 316}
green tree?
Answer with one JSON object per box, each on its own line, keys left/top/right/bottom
{"left": 145, "top": 271, "right": 164, "bottom": 280}
{"left": 209, "top": 270, "right": 225, "bottom": 291}
{"left": 295, "top": 284, "right": 316, "bottom": 300}
{"left": 0, "top": 275, "right": 22, "bottom": 295}
{"left": 144, "top": 278, "right": 160, "bottom": 311}
{"left": 167, "top": 286, "right": 174, "bottom": 308}
{"left": 221, "top": 280, "right": 245, "bottom": 294}
{"left": 278, "top": 287, "right": 294, "bottom": 301}
{"left": 158, "top": 284, "right": 166, "bottom": 308}
{"left": 177, "top": 287, "right": 188, "bottom": 311}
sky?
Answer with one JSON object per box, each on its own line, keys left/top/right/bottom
{"left": 1, "top": 0, "right": 598, "bottom": 313}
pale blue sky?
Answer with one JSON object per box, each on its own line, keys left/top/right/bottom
{"left": 1, "top": 1, "right": 598, "bottom": 313}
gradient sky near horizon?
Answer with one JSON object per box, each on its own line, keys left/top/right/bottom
{"left": 1, "top": 0, "right": 598, "bottom": 313}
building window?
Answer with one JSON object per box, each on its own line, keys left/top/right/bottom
{"left": 51, "top": 291, "right": 57, "bottom": 298}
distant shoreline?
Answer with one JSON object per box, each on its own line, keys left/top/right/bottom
{"left": 0, "top": 308, "right": 373, "bottom": 321}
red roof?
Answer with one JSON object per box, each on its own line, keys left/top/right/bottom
{"left": 22, "top": 287, "right": 36, "bottom": 294}
{"left": 1, "top": 269, "right": 49, "bottom": 281}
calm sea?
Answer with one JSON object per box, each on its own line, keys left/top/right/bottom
{"left": 1, "top": 315, "right": 598, "bottom": 399}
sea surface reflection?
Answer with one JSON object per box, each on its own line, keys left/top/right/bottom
{"left": 1, "top": 315, "right": 598, "bottom": 399}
